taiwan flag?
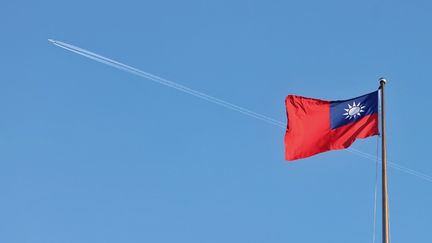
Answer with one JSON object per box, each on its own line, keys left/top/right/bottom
{"left": 284, "top": 91, "right": 379, "bottom": 161}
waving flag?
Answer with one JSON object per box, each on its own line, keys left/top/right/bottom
{"left": 284, "top": 91, "right": 379, "bottom": 160}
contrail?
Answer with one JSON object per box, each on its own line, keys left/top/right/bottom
{"left": 48, "top": 39, "right": 431, "bottom": 183}
{"left": 48, "top": 39, "right": 285, "bottom": 128}
{"left": 347, "top": 147, "right": 432, "bottom": 182}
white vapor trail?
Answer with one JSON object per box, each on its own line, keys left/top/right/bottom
{"left": 48, "top": 39, "right": 285, "bottom": 128}
{"left": 347, "top": 147, "right": 432, "bottom": 182}
{"left": 49, "top": 39, "right": 431, "bottom": 183}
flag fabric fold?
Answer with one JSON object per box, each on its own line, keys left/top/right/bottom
{"left": 284, "top": 91, "right": 379, "bottom": 161}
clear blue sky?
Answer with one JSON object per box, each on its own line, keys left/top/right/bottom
{"left": 2, "top": 0, "right": 431, "bottom": 242}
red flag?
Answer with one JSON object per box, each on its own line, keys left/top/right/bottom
{"left": 284, "top": 91, "right": 379, "bottom": 161}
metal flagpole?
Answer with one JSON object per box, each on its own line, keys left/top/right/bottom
{"left": 379, "top": 78, "right": 390, "bottom": 243}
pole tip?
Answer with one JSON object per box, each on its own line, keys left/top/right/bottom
{"left": 379, "top": 77, "right": 387, "bottom": 84}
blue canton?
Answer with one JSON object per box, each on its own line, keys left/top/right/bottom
{"left": 330, "top": 91, "right": 378, "bottom": 129}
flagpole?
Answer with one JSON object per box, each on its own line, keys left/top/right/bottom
{"left": 379, "top": 78, "right": 390, "bottom": 243}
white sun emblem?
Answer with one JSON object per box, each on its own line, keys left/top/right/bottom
{"left": 343, "top": 102, "right": 366, "bottom": 119}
